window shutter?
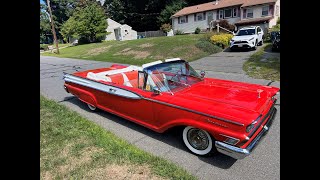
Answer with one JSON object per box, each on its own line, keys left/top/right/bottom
{"left": 217, "top": 10, "right": 219, "bottom": 19}
{"left": 186, "top": 15, "right": 188, "bottom": 23}
{"left": 243, "top": 9, "right": 246, "bottom": 18}
{"left": 203, "top": 12, "right": 206, "bottom": 20}
{"left": 269, "top": 5, "right": 274, "bottom": 15}
{"left": 178, "top": 17, "right": 180, "bottom": 24}
{"left": 194, "top": 14, "right": 196, "bottom": 21}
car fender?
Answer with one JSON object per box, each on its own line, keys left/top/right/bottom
{"left": 65, "top": 83, "right": 97, "bottom": 107}
{"left": 157, "top": 118, "right": 230, "bottom": 141}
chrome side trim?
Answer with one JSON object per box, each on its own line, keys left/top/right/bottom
{"left": 64, "top": 74, "right": 142, "bottom": 99}
{"left": 143, "top": 97, "right": 244, "bottom": 126}
{"left": 215, "top": 107, "right": 277, "bottom": 159}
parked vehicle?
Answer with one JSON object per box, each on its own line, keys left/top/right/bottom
{"left": 63, "top": 58, "right": 279, "bottom": 159}
{"left": 230, "top": 26, "right": 264, "bottom": 51}
{"left": 272, "top": 31, "right": 280, "bottom": 51}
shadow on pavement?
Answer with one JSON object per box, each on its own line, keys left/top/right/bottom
{"left": 224, "top": 47, "right": 253, "bottom": 53}
{"left": 63, "top": 96, "right": 237, "bottom": 169}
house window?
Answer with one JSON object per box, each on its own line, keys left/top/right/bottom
{"left": 179, "top": 16, "right": 187, "bottom": 24}
{"left": 262, "top": 6, "right": 269, "bottom": 16}
{"left": 276, "top": 5, "right": 279, "bottom": 16}
{"left": 246, "top": 8, "right": 253, "bottom": 18}
{"left": 197, "top": 13, "right": 204, "bottom": 21}
{"left": 232, "top": 8, "right": 237, "bottom": 17}
{"left": 224, "top": 9, "right": 232, "bottom": 18}
{"left": 219, "top": 10, "right": 223, "bottom": 19}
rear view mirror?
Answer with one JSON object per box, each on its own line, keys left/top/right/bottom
{"left": 200, "top": 70, "right": 206, "bottom": 78}
{"left": 153, "top": 87, "right": 161, "bottom": 95}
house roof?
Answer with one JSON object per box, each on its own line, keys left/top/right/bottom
{"left": 172, "top": 0, "right": 244, "bottom": 17}
{"left": 172, "top": 0, "right": 277, "bottom": 17}
{"left": 241, "top": 0, "right": 277, "bottom": 7}
{"left": 234, "top": 16, "right": 273, "bottom": 25}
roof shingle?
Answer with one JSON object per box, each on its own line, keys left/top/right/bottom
{"left": 172, "top": 0, "right": 277, "bottom": 17}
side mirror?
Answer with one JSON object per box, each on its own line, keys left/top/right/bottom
{"left": 200, "top": 70, "right": 206, "bottom": 78}
{"left": 153, "top": 87, "right": 161, "bottom": 95}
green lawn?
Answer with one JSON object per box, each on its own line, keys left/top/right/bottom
{"left": 243, "top": 43, "right": 280, "bottom": 81}
{"left": 40, "top": 95, "right": 196, "bottom": 180}
{"left": 42, "top": 34, "right": 210, "bottom": 65}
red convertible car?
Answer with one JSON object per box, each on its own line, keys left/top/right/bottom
{"left": 63, "top": 58, "right": 279, "bottom": 159}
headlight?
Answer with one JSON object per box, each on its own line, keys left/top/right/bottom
{"left": 249, "top": 37, "right": 254, "bottom": 41}
{"left": 246, "top": 116, "right": 261, "bottom": 133}
{"left": 246, "top": 124, "right": 255, "bottom": 133}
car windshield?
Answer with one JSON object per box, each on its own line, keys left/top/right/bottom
{"left": 144, "top": 60, "right": 202, "bottom": 93}
{"left": 236, "top": 29, "right": 256, "bottom": 36}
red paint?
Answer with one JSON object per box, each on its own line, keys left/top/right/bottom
{"left": 65, "top": 64, "right": 279, "bottom": 148}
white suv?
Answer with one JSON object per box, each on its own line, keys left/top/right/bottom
{"left": 230, "top": 26, "right": 264, "bottom": 51}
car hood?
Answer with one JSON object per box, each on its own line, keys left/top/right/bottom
{"left": 173, "top": 78, "right": 279, "bottom": 125}
{"left": 232, "top": 35, "right": 256, "bottom": 41}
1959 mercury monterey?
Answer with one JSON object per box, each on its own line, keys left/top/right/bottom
{"left": 63, "top": 58, "right": 279, "bottom": 159}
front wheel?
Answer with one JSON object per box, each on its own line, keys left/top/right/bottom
{"left": 182, "top": 126, "right": 215, "bottom": 156}
{"left": 258, "top": 39, "right": 263, "bottom": 46}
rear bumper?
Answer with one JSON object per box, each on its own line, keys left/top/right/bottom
{"left": 215, "top": 107, "right": 277, "bottom": 159}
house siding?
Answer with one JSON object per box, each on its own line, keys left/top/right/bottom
{"left": 173, "top": 11, "right": 216, "bottom": 33}
{"left": 105, "top": 18, "right": 122, "bottom": 40}
{"left": 269, "top": 0, "right": 280, "bottom": 28}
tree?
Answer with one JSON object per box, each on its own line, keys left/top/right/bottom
{"left": 40, "top": 4, "right": 52, "bottom": 43}
{"left": 43, "top": 0, "right": 78, "bottom": 40}
{"left": 158, "top": 0, "right": 187, "bottom": 25}
{"left": 61, "top": 2, "right": 108, "bottom": 43}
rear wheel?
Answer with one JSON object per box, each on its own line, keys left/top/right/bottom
{"left": 182, "top": 126, "right": 215, "bottom": 156}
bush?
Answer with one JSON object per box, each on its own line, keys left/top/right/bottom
{"left": 199, "top": 31, "right": 218, "bottom": 42}
{"left": 175, "top": 30, "right": 184, "bottom": 35}
{"left": 210, "top": 33, "right": 233, "bottom": 49}
{"left": 195, "top": 27, "right": 201, "bottom": 34}
{"left": 160, "top": 23, "right": 172, "bottom": 33}
{"left": 40, "top": 44, "right": 49, "bottom": 51}
{"left": 195, "top": 40, "right": 223, "bottom": 54}
{"left": 217, "top": 19, "right": 235, "bottom": 31}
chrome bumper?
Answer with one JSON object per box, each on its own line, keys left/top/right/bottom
{"left": 215, "top": 107, "right": 277, "bottom": 159}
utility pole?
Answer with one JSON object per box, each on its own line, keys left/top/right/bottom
{"left": 46, "top": 0, "right": 59, "bottom": 54}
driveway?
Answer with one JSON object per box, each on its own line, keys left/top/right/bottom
{"left": 40, "top": 54, "right": 279, "bottom": 180}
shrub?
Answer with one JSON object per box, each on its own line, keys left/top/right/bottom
{"left": 175, "top": 30, "right": 184, "bottom": 35}
{"left": 199, "top": 31, "right": 218, "bottom": 42}
{"left": 210, "top": 33, "right": 233, "bottom": 49}
{"left": 40, "top": 44, "right": 49, "bottom": 51}
{"left": 160, "top": 23, "right": 172, "bottom": 33}
{"left": 195, "top": 27, "right": 201, "bottom": 34}
{"left": 195, "top": 40, "right": 223, "bottom": 54}
{"left": 217, "top": 19, "right": 235, "bottom": 31}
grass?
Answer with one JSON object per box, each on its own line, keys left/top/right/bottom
{"left": 41, "top": 34, "right": 210, "bottom": 65}
{"left": 40, "top": 95, "right": 196, "bottom": 180}
{"left": 243, "top": 43, "right": 280, "bottom": 81}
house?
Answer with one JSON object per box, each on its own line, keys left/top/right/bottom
{"left": 171, "top": 0, "right": 280, "bottom": 34}
{"left": 105, "top": 18, "right": 137, "bottom": 41}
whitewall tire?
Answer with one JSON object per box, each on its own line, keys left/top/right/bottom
{"left": 87, "top": 104, "right": 97, "bottom": 111}
{"left": 182, "top": 126, "right": 214, "bottom": 156}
